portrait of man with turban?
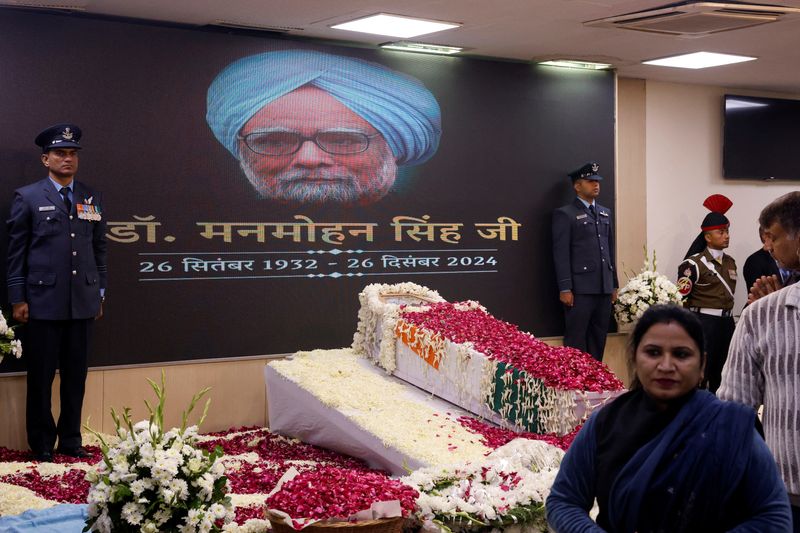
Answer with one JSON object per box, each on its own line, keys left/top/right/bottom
{"left": 206, "top": 49, "right": 442, "bottom": 206}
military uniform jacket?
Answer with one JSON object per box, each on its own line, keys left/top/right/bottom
{"left": 6, "top": 178, "right": 107, "bottom": 320}
{"left": 552, "top": 198, "right": 618, "bottom": 294}
{"left": 677, "top": 248, "right": 736, "bottom": 311}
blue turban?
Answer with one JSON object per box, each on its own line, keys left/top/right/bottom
{"left": 206, "top": 49, "right": 442, "bottom": 166}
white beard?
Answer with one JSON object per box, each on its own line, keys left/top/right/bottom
{"left": 241, "top": 153, "right": 397, "bottom": 206}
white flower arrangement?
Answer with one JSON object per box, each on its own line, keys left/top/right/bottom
{"left": 614, "top": 250, "right": 683, "bottom": 326}
{"left": 402, "top": 438, "right": 564, "bottom": 532}
{"left": 352, "top": 282, "right": 445, "bottom": 373}
{"left": 84, "top": 373, "right": 233, "bottom": 533}
{"left": 0, "top": 309, "right": 22, "bottom": 364}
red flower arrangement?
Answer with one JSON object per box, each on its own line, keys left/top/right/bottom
{"left": 196, "top": 429, "right": 375, "bottom": 496}
{"left": 197, "top": 429, "right": 370, "bottom": 471}
{"left": 401, "top": 302, "right": 624, "bottom": 392}
{"left": 0, "top": 468, "right": 90, "bottom": 504}
{"left": 0, "top": 422, "right": 569, "bottom": 527}
{"left": 266, "top": 466, "right": 419, "bottom": 522}
{"left": 224, "top": 460, "right": 287, "bottom": 495}
{"left": 457, "top": 415, "right": 582, "bottom": 451}
{"left": 0, "top": 445, "right": 101, "bottom": 464}
{"left": 0, "top": 429, "right": 383, "bottom": 521}
{"left": 234, "top": 504, "right": 266, "bottom": 524}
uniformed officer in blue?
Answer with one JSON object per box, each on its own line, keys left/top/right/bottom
{"left": 6, "top": 124, "right": 107, "bottom": 462}
{"left": 552, "top": 162, "right": 618, "bottom": 361}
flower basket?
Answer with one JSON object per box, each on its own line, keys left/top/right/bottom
{"left": 614, "top": 249, "right": 683, "bottom": 326}
{"left": 264, "top": 466, "right": 416, "bottom": 533}
{"left": 83, "top": 373, "right": 232, "bottom": 532}
{"left": 266, "top": 511, "right": 404, "bottom": 533}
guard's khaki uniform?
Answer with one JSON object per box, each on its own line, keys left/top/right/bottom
{"left": 678, "top": 249, "right": 737, "bottom": 311}
{"left": 677, "top": 248, "right": 737, "bottom": 393}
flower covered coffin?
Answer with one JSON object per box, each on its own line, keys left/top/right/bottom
{"left": 352, "top": 283, "right": 625, "bottom": 436}
{"left": 266, "top": 349, "right": 493, "bottom": 475}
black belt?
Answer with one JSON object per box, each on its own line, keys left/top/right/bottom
{"left": 690, "top": 307, "right": 732, "bottom": 317}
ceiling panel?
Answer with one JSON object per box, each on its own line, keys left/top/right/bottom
{"left": 1, "top": 0, "right": 799, "bottom": 92}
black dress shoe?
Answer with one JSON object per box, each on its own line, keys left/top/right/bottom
{"left": 33, "top": 451, "right": 53, "bottom": 462}
{"left": 56, "top": 446, "right": 90, "bottom": 458}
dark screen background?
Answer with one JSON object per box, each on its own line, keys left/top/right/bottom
{"left": 723, "top": 94, "right": 800, "bottom": 180}
{"left": 0, "top": 10, "right": 615, "bottom": 370}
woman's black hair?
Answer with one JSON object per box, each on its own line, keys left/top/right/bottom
{"left": 628, "top": 304, "right": 705, "bottom": 389}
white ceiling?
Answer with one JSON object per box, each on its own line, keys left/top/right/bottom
{"left": 4, "top": 0, "right": 800, "bottom": 93}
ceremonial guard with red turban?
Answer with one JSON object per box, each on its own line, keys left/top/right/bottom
{"left": 677, "top": 194, "right": 736, "bottom": 393}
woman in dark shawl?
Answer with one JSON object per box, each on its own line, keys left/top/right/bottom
{"left": 546, "top": 304, "right": 791, "bottom": 532}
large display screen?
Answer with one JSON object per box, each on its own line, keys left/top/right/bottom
{"left": 0, "top": 10, "right": 615, "bottom": 370}
{"left": 723, "top": 94, "right": 800, "bottom": 180}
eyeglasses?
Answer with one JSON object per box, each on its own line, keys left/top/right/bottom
{"left": 238, "top": 130, "right": 380, "bottom": 156}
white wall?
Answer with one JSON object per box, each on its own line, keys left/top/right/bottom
{"left": 645, "top": 81, "right": 799, "bottom": 314}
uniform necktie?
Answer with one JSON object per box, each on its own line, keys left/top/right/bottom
{"left": 59, "top": 187, "right": 72, "bottom": 213}
{"left": 589, "top": 204, "right": 596, "bottom": 218}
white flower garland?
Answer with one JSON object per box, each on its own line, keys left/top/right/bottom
{"left": 402, "top": 439, "right": 564, "bottom": 532}
{"left": 452, "top": 300, "right": 486, "bottom": 313}
{"left": 479, "top": 347, "right": 578, "bottom": 436}
{"left": 0, "top": 454, "right": 270, "bottom": 526}
{"left": 352, "top": 283, "right": 445, "bottom": 373}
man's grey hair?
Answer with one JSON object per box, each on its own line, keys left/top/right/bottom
{"left": 759, "top": 191, "right": 800, "bottom": 239}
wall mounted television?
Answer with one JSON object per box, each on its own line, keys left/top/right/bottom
{"left": 723, "top": 94, "right": 800, "bottom": 181}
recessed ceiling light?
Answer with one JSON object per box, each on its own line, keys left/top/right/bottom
{"left": 331, "top": 13, "right": 460, "bottom": 38}
{"left": 538, "top": 60, "right": 612, "bottom": 70}
{"left": 643, "top": 51, "right": 756, "bottom": 69}
{"left": 380, "top": 41, "right": 463, "bottom": 55}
